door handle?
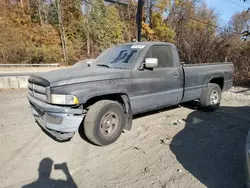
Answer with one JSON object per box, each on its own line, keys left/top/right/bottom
{"left": 173, "top": 73, "right": 179, "bottom": 77}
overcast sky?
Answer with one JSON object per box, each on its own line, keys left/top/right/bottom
{"left": 205, "top": 0, "right": 250, "bottom": 25}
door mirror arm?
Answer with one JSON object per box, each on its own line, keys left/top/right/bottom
{"left": 139, "top": 62, "right": 145, "bottom": 71}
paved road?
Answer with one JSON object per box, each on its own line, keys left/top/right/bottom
{"left": 0, "top": 89, "right": 249, "bottom": 188}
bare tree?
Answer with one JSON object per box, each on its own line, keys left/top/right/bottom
{"left": 83, "top": 1, "right": 91, "bottom": 56}
{"left": 57, "top": 0, "right": 68, "bottom": 63}
{"left": 37, "top": 0, "right": 44, "bottom": 25}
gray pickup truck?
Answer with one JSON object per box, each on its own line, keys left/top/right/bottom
{"left": 28, "top": 42, "right": 234, "bottom": 145}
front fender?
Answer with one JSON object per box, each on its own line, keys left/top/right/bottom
{"left": 81, "top": 89, "right": 129, "bottom": 104}
{"left": 121, "top": 94, "right": 133, "bottom": 131}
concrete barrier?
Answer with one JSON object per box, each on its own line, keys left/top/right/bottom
{"left": 0, "top": 67, "right": 62, "bottom": 89}
{"left": 0, "top": 67, "right": 60, "bottom": 74}
{"left": 0, "top": 76, "right": 30, "bottom": 89}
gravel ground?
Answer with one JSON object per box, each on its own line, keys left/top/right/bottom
{"left": 0, "top": 87, "right": 250, "bottom": 188}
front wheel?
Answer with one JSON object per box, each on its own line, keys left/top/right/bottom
{"left": 200, "top": 83, "right": 222, "bottom": 112}
{"left": 83, "top": 100, "right": 125, "bottom": 146}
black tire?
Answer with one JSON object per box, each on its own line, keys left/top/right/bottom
{"left": 200, "top": 83, "right": 222, "bottom": 112}
{"left": 83, "top": 100, "right": 125, "bottom": 146}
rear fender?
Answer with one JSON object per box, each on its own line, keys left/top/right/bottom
{"left": 205, "top": 73, "right": 224, "bottom": 86}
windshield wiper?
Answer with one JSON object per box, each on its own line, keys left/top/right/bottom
{"left": 96, "top": 64, "right": 110, "bottom": 68}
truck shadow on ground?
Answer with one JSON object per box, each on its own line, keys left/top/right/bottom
{"left": 22, "top": 158, "right": 77, "bottom": 188}
{"left": 170, "top": 105, "right": 250, "bottom": 188}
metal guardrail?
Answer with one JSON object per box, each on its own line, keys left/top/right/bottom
{"left": 0, "top": 64, "right": 60, "bottom": 67}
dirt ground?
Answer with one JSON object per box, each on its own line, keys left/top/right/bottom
{"left": 0, "top": 87, "right": 250, "bottom": 188}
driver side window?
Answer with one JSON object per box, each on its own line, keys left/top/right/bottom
{"left": 145, "top": 45, "right": 174, "bottom": 68}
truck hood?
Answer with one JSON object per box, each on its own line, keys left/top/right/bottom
{"left": 35, "top": 65, "right": 131, "bottom": 87}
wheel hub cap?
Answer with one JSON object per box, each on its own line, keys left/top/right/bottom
{"left": 100, "top": 112, "right": 119, "bottom": 137}
{"left": 210, "top": 90, "right": 219, "bottom": 105}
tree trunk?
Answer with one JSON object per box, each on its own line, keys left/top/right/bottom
{"left": 85, "top": 3, "right": 91, "bottom": 56}
{"left": 57, "top": 0, "right": 68, "bottom": 63}
{"left": 128, "top": 5, "right": 131, "bottom": 42}
{"left": 43, "top": 2, "right": 48, "bottom": 24}
{"left": 38, "top": 0, "right": 44, "bottom": 26}
{"left": 87, "top": 34, "right": 90, "bottom": 56}
{"left": 20, "top": 0, "right": 24, "bottom": 8}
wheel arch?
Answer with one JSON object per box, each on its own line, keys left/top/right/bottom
{"left": 209, "top": 77, "right": 224, "bottom": 90}
{"left": 83, "top": 93, "right": 132, "bottom": 131}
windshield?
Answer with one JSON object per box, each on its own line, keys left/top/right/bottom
{"left": 95, "top": 45, "right": 143, "bottom": 69}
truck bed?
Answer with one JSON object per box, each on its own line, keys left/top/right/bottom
{"left": 183, "top": 62, "right": 232, "bottom": 67}
{"left": 181, "top": 62, "right": 234, "bottom": 102}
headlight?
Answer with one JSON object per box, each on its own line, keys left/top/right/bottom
{"left": 51, "top": 94, "right": 79, "bottom": 105}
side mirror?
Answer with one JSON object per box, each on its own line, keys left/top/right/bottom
{"left": 145, "top": 58, "right": 158, "bottom": 68}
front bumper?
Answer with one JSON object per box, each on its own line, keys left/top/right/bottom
{"left": 246, "top": 130, "right": 250, "bottom": 187}
{"left": 28, "top": 94, "right": 85, "bottom": 141}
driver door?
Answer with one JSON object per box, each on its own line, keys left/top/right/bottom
{"left": 130, "top": 45, "right": 184, "bottom": 114}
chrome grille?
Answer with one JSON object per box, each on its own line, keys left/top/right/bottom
{"left": 28, "top": 82, "right": 47, "bottom": 102}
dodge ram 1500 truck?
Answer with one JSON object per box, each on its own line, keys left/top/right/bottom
{"left": 28, "top": 42, "right": 234, "bottom": 146}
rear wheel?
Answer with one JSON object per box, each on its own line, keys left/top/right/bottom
{"left": 200, "top": 83, "right": 222, "bottom": 112}
{"left": 83, "top": 100, "right": 125, "bottom": 146}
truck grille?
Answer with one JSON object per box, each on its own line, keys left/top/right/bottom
{"left": 28, "top": 82, "right": 48, "bottom": 102}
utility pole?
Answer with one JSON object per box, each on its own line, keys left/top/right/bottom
{"left": 104, "top": 0, "right": 146, "bottom": 42}
{"left": 136, "top": 0, "right": 145, "bottom": 42}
